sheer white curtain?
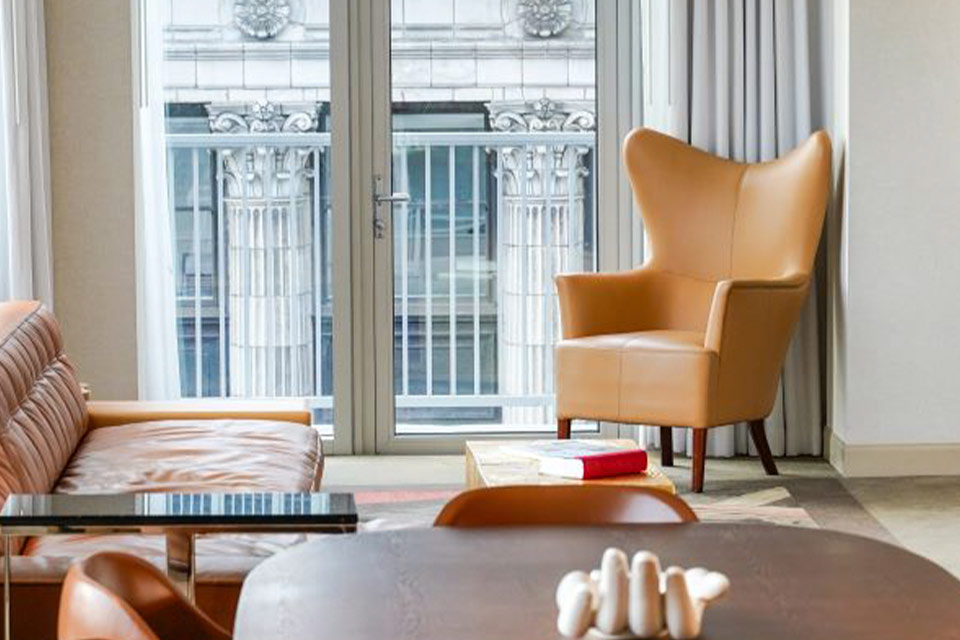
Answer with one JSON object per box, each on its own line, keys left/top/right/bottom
{"left": 0, "top": 0, "right": 53, "bottom": 306}
{"left": 133, "top": 0, "right": 181, "bottom": 399}
{"left": 638, "top": 0, "right": 826, "bottom": 456}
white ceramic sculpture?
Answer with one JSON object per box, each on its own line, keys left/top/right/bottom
{"left": 555, "top": 548, "right": 729, "bottom": 640}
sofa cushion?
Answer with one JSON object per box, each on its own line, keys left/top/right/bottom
{"left": 53, "top": 419, "right": 323, "bottom": 494}
{"left": 21, "top": 418, "right": 324, "bottom": 590}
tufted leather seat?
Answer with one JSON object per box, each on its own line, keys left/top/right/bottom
{"left": 0, "top": 301, "right": 323, "bottom": 639}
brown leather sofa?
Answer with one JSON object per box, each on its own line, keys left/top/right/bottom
{"left": 0, "top": 300, "right": 324, "bottom": 639}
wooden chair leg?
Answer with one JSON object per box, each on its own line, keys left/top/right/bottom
{"left": 691, "top": 429, "right": 707, "bottom": 493}
{"left": 659, "top": 426, "right": 674, "bottom": 467}
{"left": 557, "top": 418, "right": 572, "bottom": 440}
{"left": 748, "top": 419, "right": 779, "bottom": 476}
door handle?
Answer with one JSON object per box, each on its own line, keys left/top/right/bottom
{"left": 372, "top": 174, "right": 410, "bottom": 239}
{"left": 375, "top": 192, "right": 411, "bottom": 205}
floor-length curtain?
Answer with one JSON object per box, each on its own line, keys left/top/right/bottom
{"left": 639, "top": 0, "right": 825, "bottom": 457}
{"left": 0, "top": 0, "right": 53, "bottom": 306}
{"left": 134, "top": 0, "right": 181, "bottom": 399}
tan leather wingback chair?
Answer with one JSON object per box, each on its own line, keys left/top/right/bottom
{"left": 555, "top": 128, "right": 831, "bottom": 492}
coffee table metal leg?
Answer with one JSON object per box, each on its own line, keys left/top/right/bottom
{"left": 3, "top": 535, "right": 10, "bottom": 640}
{"left": 165, "top": 531, "right": 195, "bottom": 602}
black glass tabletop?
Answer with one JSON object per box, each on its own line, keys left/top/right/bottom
{"left": 0, "top": 492, "right": 357, "bottom": 529}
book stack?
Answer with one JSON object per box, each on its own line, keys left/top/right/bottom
{"left": 506, "top": 440, "right": 648, "bottom": 480}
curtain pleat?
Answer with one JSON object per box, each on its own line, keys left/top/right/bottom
{"left": 135, "top": 0, "right": 182, "bottom": 400}
{"left": 639, "top": 0, "right": 825, "bottom": 457}
{"left": 0, "top": 0, "right": 53, "bottom": 306}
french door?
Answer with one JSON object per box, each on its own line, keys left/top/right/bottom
{"left": 149, "top": 0, "right": 641, "bottom": 455}
{"left": 357, "top": 0, "right": 632, "bottom": 453}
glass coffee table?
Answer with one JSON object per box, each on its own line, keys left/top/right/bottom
{"left": 0, "top": 492, "right": 357, "bottom": 640}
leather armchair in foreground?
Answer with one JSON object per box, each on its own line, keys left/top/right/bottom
{"left": 555, "top": 128, "right": 831, "bottom": 493}
{"left": 59, "top": 552, "right": 230, "bottom": 640}
{"left": 0, "top": 301, "right": 323, "bottom": 639}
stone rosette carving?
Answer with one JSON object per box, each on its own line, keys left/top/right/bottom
{"left": 234, "top": 0, "right": 292, "bottom": 40}
{"left": 517, "top": 0, "right": 574, "bottom": 38}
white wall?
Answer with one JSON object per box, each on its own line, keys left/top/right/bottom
{"left": 830, "top": 0, "right": 960, "bottom": 474}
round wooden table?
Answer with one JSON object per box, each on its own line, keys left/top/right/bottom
{"left": 234, "top": 524, "right": 960, "bottom": 640}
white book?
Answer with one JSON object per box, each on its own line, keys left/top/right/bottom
{"left": 503, "top": 439, "right": 625, "bottom": 461}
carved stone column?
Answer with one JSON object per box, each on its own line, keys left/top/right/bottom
{"left": 489, "top": 98, "right": 595, "bottom": 426}
{"left": 209, "top": 101, "right": 317, "bottom": 397}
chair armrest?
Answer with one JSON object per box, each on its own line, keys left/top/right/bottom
{"left": 86, "top": 399, "right": 313, "bottom": 429}
{"left": 555, "top": 267, "right": 658, "bottom": 339}
{"left": 704, "top": 274, "right": 809, "bottom": 353}
{"left": 703, "top": 274, "right": 810, "bottom": 423}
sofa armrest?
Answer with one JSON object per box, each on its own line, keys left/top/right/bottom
{"left": 86, "top": 399, "right": 313, "bottom": 429}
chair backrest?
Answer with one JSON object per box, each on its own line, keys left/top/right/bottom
{"left": 621, "top": 129, "right": 831, "bottom": 329}
{"left": 59, "top": 552, "right": 229, "bottom": 640}
{"left": 0, "top": 302, "right": 88, "bottom": 547}
{"left": 433, "top": 485, "right": 698, "bottom": 527}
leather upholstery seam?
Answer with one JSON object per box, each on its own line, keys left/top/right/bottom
{"left": 563, "top": 345, "right": 705, "bottom": 356}
{"left": 652, "top": 268, "right": 717, "bottom": 284}
{"left": 728, "top": 167, "right": 748, "bottom": 279}
{"left": 2, "top": 315, "right": 72, "bottom": 434}
{"left": 615, "top": 350, "right": 624, "bottom": 421}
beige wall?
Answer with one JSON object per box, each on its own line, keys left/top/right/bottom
{"left": 46, "top": 0, "right": 138, "bottom": 399}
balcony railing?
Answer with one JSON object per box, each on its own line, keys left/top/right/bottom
{"left": 166, "top": 129, "right": 596, "bottom": 429}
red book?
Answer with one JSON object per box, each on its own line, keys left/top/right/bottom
{"left": 539, "top": 449, "right": 648, "bottom": 480}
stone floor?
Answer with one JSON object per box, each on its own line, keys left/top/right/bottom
{"left": 324, "top": 453, "right": 960, "bottom": 578}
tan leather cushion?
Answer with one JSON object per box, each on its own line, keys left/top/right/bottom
{"left": 25, "top": 419, "right": 322, "bottom": 566}
{"left": 52, "top": 419, "right": 323, "bottom": 494}
{"left": 555, "top": 330, "right": 716, "bottom": 427}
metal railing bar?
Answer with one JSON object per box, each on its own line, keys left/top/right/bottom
{"left": 395, "top": 131, "right": 594, "bottom": 146}
{"left": 313, "top": 149, "right": 322, "bottom": 397}
{"left": 425, "top": 146, "right": 433, "bottom": 396}
{"left": 240, "top": 147, "right": 252, "bottom": 397}
{"left": 472, "top": 146, "right": 481, "bottom": 396}
{"left": 166, "top": 147, "right": 179, "bottom": 394}
{"left": 165, "top": 131, "right": 594, "bottom": 148}
{"left": 399, "top": 149, "right": 410, "bottom": 397}
{"left": 216, "top": 150, "right": 226, "bottom": 398}
{"left": 544, "top": 148, "right": 555, "bottom": 404}
{"left": 520, "top": 144, "right": 529, "bottom": 394}
{"left": 448, "top": 145, "right": 457, "bottom": 396}
{"left": 191, "top": 148, "right": 202, "bottom": 397}
{"left": 266, "top": 154, "right": 277, "bottom": 397}
{"left": 495, "top": 148, "right": 504, "bottom": 399}
{"left": 288, "top": 152, "right": 301, "bottom": 395}
{"left": 395, "top": 394, "right": 554, "bottom": 408}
